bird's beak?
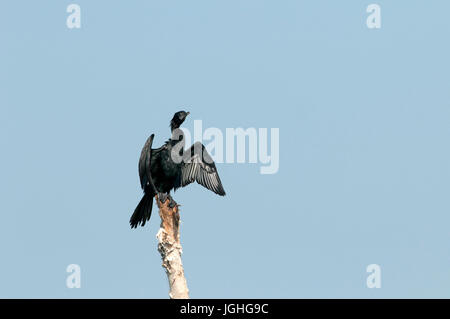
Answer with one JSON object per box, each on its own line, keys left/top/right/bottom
{"left": 186, "top": 112, "right": 190, "bottom": 116}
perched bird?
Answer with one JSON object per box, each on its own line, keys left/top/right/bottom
{"left": 130, "top": 111, "right": 226, "bottom": 228}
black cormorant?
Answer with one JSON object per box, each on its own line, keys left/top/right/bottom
{"left": 130, "top": 111, "right": 226, "bottom": 228}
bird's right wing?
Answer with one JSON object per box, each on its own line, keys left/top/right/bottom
{"left": 138, "top": 134, "right": 154, "bottom": 190}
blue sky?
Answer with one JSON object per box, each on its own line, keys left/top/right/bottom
{"left": 1, "top": 1, "right": 450, "bottom": 298}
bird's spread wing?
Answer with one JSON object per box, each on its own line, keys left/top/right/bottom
{"left": 179, "top": 142, "right": 226, "bottom": 196}
{"left": 138, "top": 134, "right": 154, "bottom": 190}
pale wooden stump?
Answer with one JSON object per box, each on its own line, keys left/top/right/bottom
{"left": 155, "top": 195, "right": 189, "bottom": 299}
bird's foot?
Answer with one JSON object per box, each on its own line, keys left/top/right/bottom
{"left": 167, "top": 194, "right": 178, "bottom": 208}
{"left": 157, "top": 193, "right": 178, "bottom": 208}
{"left": 158, "top": 192, "right": 169, "bottom": 204}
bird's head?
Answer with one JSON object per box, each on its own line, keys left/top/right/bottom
{"left": 170, "top": 110, "right": 190, "bottom": 131}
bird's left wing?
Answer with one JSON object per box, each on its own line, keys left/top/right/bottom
{"left": 138, "top": 134, "right": 154, "bottom": 190}
{"left": 178, "top": 142, "right": 226, "bottom": 196}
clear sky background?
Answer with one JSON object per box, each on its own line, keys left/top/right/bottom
{"left": 1, "top": 1, "right": 450, "bottom": 298}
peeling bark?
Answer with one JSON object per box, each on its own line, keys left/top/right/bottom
{"left": 155, "top": 195, "right": 189, "bottom": 299}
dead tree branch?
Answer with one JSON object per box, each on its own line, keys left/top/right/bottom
{"left": 155, "top": 196, "right": 189, "bottom": 299}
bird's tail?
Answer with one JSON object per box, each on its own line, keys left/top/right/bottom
{"left": 130, "top": 192, "right": 154, "bottom": 228}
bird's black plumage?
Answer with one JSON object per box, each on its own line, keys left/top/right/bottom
{"left": 130, "top": 111, "right": 226, "bottom": 228}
